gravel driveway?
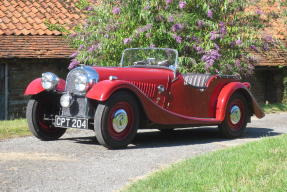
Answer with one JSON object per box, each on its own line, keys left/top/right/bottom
{"left": 0, "top": 113, "right": 286, "bottom": 192}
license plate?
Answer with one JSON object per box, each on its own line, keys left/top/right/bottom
{"left": 54, "top": 116, "right": 88, "bottom": 129}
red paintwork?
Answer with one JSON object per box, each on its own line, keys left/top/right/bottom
{"left": 243, "top": 82, "right": 251, "bottom": 89}
{"left": 87, "top": 80, "right": 134, "bottom": 101}
{"left": 169, "top": 74, "right": 236, "bottom": 118}
{"left": 24, "top": 78, "right": 45, "bottom": 95}
{"left": 25, "top": 65, "right": 264, "bottom": 126}
{"left": 216, "top": 82, "right": 265, "bottom": 120}
{"left": 86, "top": 79, "right": 221, "bottom": 125}
{"left": 57, "top": 79, "right": 66, "bottom": 91}
{"left": 206, "top": 75, "right": 218, "bottom": 87}
{"left": 24, "top": 78, "right": 66, "bottom": 95}
{"left": 94, "top": 67, "right": 173, "bottom": 106}
{"left": 87, "top": 67, "right": 264, "bottom": 125}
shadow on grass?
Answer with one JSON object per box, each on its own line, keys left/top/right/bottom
{"left": 59, "top": 126, "right": 281, "bottom": 149}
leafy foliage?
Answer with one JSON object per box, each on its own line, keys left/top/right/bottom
{"left": 44, "top": 20, "right": 68, "bottom": 33}
{"left": 68, "top": 0, "right": 283, "bottom": 75}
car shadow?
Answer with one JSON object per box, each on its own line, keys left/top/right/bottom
{"left": 62, "top": 136, "right": 99, "bottom": 145}
{"left": 60, "top": 126, "right": 282, "bottom": 149}
{"left": 129, "top": 127, "right": 281, "bottom": 149}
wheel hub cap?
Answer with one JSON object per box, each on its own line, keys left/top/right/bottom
{"left": 230, "top": 105, "right": 241, "bottom": 124}
{"left": 112, "top": 109, "right": 128, "bottom": 133}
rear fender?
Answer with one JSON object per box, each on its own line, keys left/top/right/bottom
{"left": 24, "top": 78, "right": 66, "bottom": 95}
{"left": 216, "top": 82, "right": 265, "bottom": 121}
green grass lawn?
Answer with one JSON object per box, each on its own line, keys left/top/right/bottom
{"left": 0, "top": 119, "right": 30, "bottom": 139}
{"left": 124, "top": 134, "right": 287, "bottom": 192}
{"left": 262, "top": 103, "right": 287, "bottom": 113}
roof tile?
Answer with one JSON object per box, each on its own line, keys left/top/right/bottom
{"left": 0, "top": 11, "right": 5, "bottom": 17}
{"left": 245, "top": 0, "right": 287, "bottom": 40}
{"left": 3, "top": 0, "right": 10, "bottom": 7}
{"left": 13, "top": 11, "right": 21, "bottom": 18}
{"left": 0, "top": 23, "right": 7, "bottom": 30}
{"left": 2, "top": 17, "right": 10, "bottom": 24}
{"left": 19, "top": 17, "right": 27, "bottom": 24}
{"left": 0, "top": 5, "right": 7, "bottom": 12}
{"left": 0, "top": 0, "right": 86, "bottom": 35}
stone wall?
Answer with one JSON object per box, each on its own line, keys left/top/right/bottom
{"left": 1, "top": 58, "right": 69, "bottom": 119}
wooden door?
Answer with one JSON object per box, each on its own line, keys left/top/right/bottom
{"left": 0, "top": 64, "right": 5, "bottom": 120}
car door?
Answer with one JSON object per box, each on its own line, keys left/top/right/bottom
{"left": 168, "top": 75, "right": 212, "bottom": 118}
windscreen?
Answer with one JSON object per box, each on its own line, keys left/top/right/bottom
{"left": 120, "top": 48, "right": 178, "bottom": 71}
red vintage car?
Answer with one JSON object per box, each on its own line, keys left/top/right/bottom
{"left": 25, "top": 48, "right": 264, "bottom": 149}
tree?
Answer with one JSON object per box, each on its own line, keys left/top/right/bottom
{"left": 68, "top": 0, "right": 284, "bottom": 76}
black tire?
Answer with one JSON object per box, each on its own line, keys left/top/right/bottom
{"left": 218, "top": 93, "right": 249, "bottom": 138}
{"left": 26, "top": 98, "right": 66, "bottom": 141}
{"left": 94, "top": 91, "right": 139, "bottom": 149}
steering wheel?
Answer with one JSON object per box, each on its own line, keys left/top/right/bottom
{"left": 157, "top": 60, "right": 169, "bottom": 66}
{"left": 133, "top": 60, "right": 147, "bottom": 65}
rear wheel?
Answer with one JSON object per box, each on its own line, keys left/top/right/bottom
{"left": 218, "top": 93, "right": 249, "bottom": 138}
{"left": 26, "top": 97, "right": 66, "bottom": 140}
{"left": 94, "top": 91, "right": 139, "bottom": 149}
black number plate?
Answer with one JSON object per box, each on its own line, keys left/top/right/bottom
{"left": 54, "top": 116, "right": 88, "bottom": 129}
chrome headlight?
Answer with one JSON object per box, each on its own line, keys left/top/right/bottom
{"left": 41, "top": 72, "right": 59, "bottom": 90}
{"left": 75, "top": 73, "right": 89, "bottom": 92}
{"left": 66, "top": 66, "right": 99, "bottom": 94}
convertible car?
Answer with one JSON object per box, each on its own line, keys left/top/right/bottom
{"left": 25, "top": 48, "right": 264, "bottom": 149}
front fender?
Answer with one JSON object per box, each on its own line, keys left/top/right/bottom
{"left": 86, "top": 80, "right": 138, "bottom": 101}
{"left": 216, "top": 82, "right": 265, "bottom": 121}
{"left": 24, "top": 78, "right": 66, "bottom": 95}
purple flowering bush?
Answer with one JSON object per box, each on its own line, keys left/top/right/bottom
{"left": 67, "top": 0, "right": 283, "bottom": 75}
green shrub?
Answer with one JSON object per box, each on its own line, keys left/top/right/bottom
{"left": 68, "top": 0, "right": 282, "bottom": 75}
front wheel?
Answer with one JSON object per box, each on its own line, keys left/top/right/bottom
{"left": 218, "top": 93, "right": 249, "bottom": 138}
{"left": 26, "top": 98, "right": 66, "bottom": 141}
{"left": 94, "top": 91, "right": 139, "bottom": 149}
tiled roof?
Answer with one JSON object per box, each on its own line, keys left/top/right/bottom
{"left": 244, "top": 0, "right": 287, "bottom": 66}
{"left": 245, "top": 0, "right": 287, "bottom": 40}
{"left": 252, "top": 40, "right": 287, "bottom": 66}
{"left": 0, "top": 0, "right": 85, "bottom": 35}
{"left": 0, "top": 36, "right": 75, "bottom": 58}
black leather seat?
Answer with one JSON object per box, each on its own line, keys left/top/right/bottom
{"left": 182, "top": 74, "right": 213, "bottom": 89}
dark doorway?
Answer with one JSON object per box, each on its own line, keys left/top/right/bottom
{"left": 0, "top": 63, "right": 5, "bottom": 120}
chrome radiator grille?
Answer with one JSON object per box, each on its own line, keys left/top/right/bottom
{"left": 61, "top": 96, "right": 92, "bottom": 118}
{"left": 65, "top": 68, "right": 86, "bottom": 94}
{"left": 61, "top": 66, "right": 99, "bottom": 118}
